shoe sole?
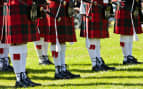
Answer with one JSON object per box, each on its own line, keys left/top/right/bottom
{"left": 15, "top": 85, "right": 28, "bottom": 88}
{"left": 39, "top": 63, "right": 48, "bottom": 65}
{"left": 55, "top": 76, "right": 71, "bottom": 79}
{"left": 123, "top": 62, "right": 139, "bottom": 65}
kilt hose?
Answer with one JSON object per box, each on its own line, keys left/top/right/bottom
{"left": 45, "top": 0, "right": 76, "bottom": 43}
{"left": 80, "top": 0, "right": 109, "bottom": 39}
{"left": 1, "top": 0, "right": 40, "bottom": 44}
{"left": 114, "top": 8, "right": 143, "bottom": 35}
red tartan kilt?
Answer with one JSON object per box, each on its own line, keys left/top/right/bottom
{"left": 38, "top": 16, "right": 49, "bottom": 37}
{"left": 45, "top": 0, "right": 76, "bottom": 43}
{"left": 8, "top": 0, "right": 32, "bottom": 6}
{"left": 0, "top": 6, "right": 3, "bottom": 38}
{"left": 0, "top": 1, "right": 3, "bottom": 6}
{"left": 80, "top": 2, "right": 109, "bottom": 38}
{"left": 38, "top": 4, "right": 49, "bottom": 38}
{"left": 5, "top": 4, "right": 40, "bottom": 44}
{"left": 114, "top": 8, "right": 143, "bottom": 35}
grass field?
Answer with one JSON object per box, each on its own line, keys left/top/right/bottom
{"left": 1, "top": 25, "right": 143, "bottom": 89}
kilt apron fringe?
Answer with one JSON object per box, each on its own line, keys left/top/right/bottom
{"left": 130, "top": 0, "right": 138, "bottom": 41}
{"left": 1, "top": 2, "right": 9, "bottom": 42}
{"left": 86, "top": 0, "right": 93, "bottom": 48}
{"left": 54, "top": 0, "right": 62, "bottom": 52}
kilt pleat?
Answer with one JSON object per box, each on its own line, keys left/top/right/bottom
{"left": 38, "top": 16, "right": 49, "bottom": 38}
{"left": 0, "top": 1, "right": 2, "bottom": 6}
{"left": 45, "top": 0, "right": 76, "bottom": 43}
{"left": 80, "top": 0, "right": 109, "bottom": 39}
{"left": 38, "top": 4, "right": 49, "bottom": 38}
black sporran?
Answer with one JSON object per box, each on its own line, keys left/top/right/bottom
{"left": 66, "top": 0, "right": 74, "bottom": 17}
{"left": 104, "top": 4, "right": 113, "bottom": 19}
{"left": 139, "top": 9, "right": 143, "bottom": 24}
{"left": 133, "top": 7, "right": 139, "bottom": 18}
{"left": 29, "top": 2, "right": 38, "bottom": 22}
{"left": 28, "top": 0, "right": 47, "bottom": 22}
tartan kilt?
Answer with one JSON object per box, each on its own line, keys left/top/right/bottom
{"left": 114, "top": 8, "right": 143, "bottom": 35}
{"left": 45, "top": 0, "right": 76, "bottom": 43}
{"left": 80, "top": 1, "right": 109, "bottom": 39}
{"left": 38, "top": 17, "right": 49, "bottom": 38}
{"left": 0, "top": 1, "right": 3, "bottom": 6}
{"left": 38, "top": 5, "right": 49, "bottom": 38}
{"left": 0, "top": 6, "right": 3, "bottom": 38}
{"left": 4, "top": 1, "right": 40, "bottom": 44}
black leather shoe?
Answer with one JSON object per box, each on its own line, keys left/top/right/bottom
{"left": 63, "top": 70, "right": 80, "bottom": 78}
{"left": 3, "top": 65, "right": 13, "bottom": 72}
{"left": 39, "top": 60, "right": 49, "bottom": 65}
{"left": 25, "top": 78, "right": 41, "bottom": 87}
{"left": 20, "top": 72, "right": 41, "bottom": 87}
{"left": 54, "top": 65, "right": 71, "bottom": 79}
{"left": 123, "top": 55, "right": 142, "bottom": 65}
{"left": 55, "top": 72, "right": 70, "bottom": 79}
{"left": 39, "top": 55, "right": 53, "bottom": 65}
{"left": 15, "top": 80, "right": 29, "bottom": 88}
{"left": 55, "top": 73, "right": 65, "bottom": 79}
{"left": 100, "top": 64, "right": 116, "bottom": 71}
{"left": 0, "top": 58, "right": 13, "bottom": 72}
{"left": 99, "top": 57, "right": 116, "bottom": 71}
{"left": 92, "top": 65, "right": 102, "bottom": 72}
{"left": 43, "top": 55, "right": 53, "bottom": 65}
{"left": 46, "top": 60, "right": 54, "bottom": 65}
{"left": 60, "top": 64, "right": 80, "bottom": 79}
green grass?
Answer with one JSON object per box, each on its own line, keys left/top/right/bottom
{"left": 1, "top": 25, "right": 143, "bottom": 89}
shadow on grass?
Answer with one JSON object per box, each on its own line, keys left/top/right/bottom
{"left": 0, "top": 69, "right": 55, "bottom": 80}
{"left": 31, "top": 76, "right": 55, "bottom": 80}
{"left": 0, "top": 76, "right": 55, "bottom": 81}
{"left": 104, "top": 62, "right": 143, "bottom": 66}
{"left": 0, "top": 71, "right": 14, "bottom": 74}
{"left": 0, "top": 76, "right": 15, "bottom": 80}
{"left": 27, "top": 68, "right": 54, "bottom": 73}
{"left": 116, "top": 68, "right": 143, "bottom": 72}
{"left": 83, "top": 75, "right": 143, "bottom": 79}
{"left": 107, "top": 63, "right": 122, "bottom": 66}
{"left": 69, "top": 63, "right": 91, "bottom": 66}
{"left": 69, "top": 65, "right": 143, "bottom": 73}
{"left": 70, "top": 69, "right": 93, "bottom": 73}
{"left": 69, "top": 63, "right": 129, "bottom": 67}
{"left": 0, "top": 67, "right": 55, "bottom": 75}
{"left": 0, "top": 85, "right": 14, "bottom": 89}
{"left": 44, "top": 82, "right": 143, "bottom": 87}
